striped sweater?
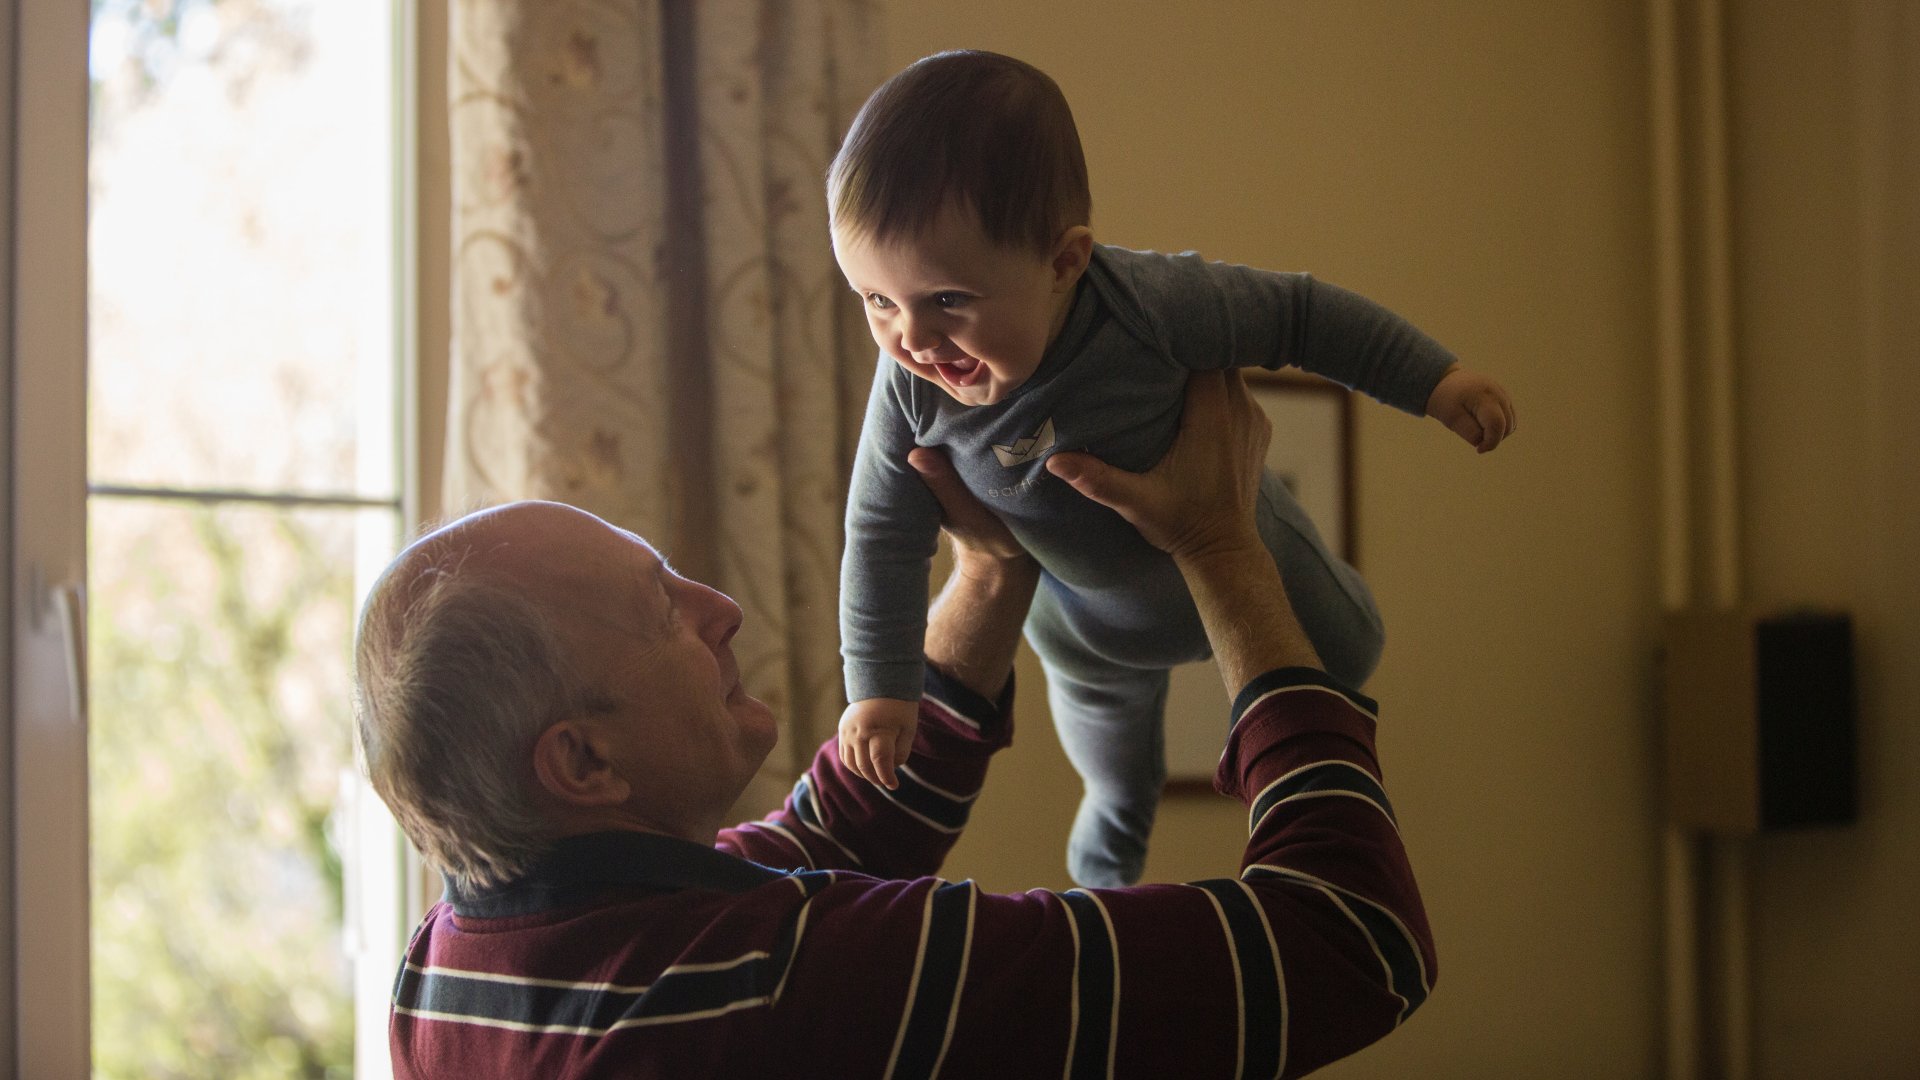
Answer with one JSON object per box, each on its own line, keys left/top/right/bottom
{"left": 389, "top": 664, "right": 1435, "bottom": 1079}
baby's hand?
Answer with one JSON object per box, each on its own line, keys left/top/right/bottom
{"left": 838, "top": 697, "right": 919, "bottom": 789}
{"left": 1425, "top": 366, "right": 1517, "bottom": 453}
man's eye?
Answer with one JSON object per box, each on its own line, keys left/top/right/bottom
{"left": 866, "top": 293, "right": 894, "bottom": 310}
{"left": 933, "top": 292, "right": 968, "bottom": 309}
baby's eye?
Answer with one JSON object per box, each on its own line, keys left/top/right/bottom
{"left": 865, "top": 293, "right": 895, "bottom": 311}
{"left": 933, "top": 292, "right": 969, "bottom": 309}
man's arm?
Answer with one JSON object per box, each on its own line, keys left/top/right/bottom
{"left": 719, "top": 664, "right": 1010, "bottom": 878}
{"left": 759, "top": 668, "right": 1424, "bottom": 1080}
{"left": 720, "top": 445, "right": 1037, "bottom": 877}
{"left": 914, "top": 446, "right": 1041, "bottom": 700}
{"left": 756, "top": 373, "right": 1434, "bottom": 1078}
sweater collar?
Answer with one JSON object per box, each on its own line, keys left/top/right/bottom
{"left": 447, "top": 829, "right": 785, "bottom": 918}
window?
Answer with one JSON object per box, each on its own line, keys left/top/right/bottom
{"left": 82, "top": 0, "right": 416, "bottom": 1075}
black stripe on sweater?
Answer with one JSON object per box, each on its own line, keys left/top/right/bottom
{"left": 1249, "top": 761, "right": 1395, "bottom": 833}
{"left": 1062, "top": 889, "right": 1116, "bottom": 1080}
{"left": 1194, "top": 878, "right": 1286, "bottom": 1079}
{"left": 891, "top": 881, "right": 976, "bottom": 1080}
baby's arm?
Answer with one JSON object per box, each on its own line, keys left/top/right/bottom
{"left": 1272, "top": 276, "right": 1518, "bottom": 453}
{"left": 1281, "top": 277, "right": 1457, "bottom": 414}
{"left": 839, "top": 443, "right": 1035, "bottom": 790}
{"left": 1425, "top": 364, "right": 1518, "bottom": 452}
{"left": 1130, "top": 251, "right": 1517, "bottom": 452}
{"left": 839, "top": 363, "right": 943, "bottom": 786}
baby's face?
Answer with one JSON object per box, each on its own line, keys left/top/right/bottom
{"left": 832, "top": 204, "right": 1081, "bottom": 407}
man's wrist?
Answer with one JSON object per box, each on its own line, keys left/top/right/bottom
{"left": 1169, "top": 532, "right": 1269, "bottom": 582}
{"left": 919, "top": 660, "right": 1015, "bottom": 748}
{"left": 925, "top": 549, "right": 1038, "bottom": 703}
{"left": 1175, "top": 537, "right": 1323, "bottom": 694}
{"left": 950, "top": 546, "right": 1039, "bottom": 593}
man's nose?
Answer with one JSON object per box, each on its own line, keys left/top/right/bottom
{"left": 694, "top": 580, "right": 744, "bottom": 645}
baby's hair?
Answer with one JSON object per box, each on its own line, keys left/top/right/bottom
{"left": 828, "top": 50, "right": 1091, "bottom": 254}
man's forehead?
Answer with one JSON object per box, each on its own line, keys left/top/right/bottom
{"left": 610, "top": 523, "right": 661, "bottom": 560}
{"left": 414, "top": 501, "right": 661, "bottom": 588}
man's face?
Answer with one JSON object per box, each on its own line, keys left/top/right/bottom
{"left": 833, "top": 203, "right": 1082, "bottom": 407}
{"left": 496, "top": 505, "right": 778, "bottom": 838}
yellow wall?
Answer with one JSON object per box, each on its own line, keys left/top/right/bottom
{"left": 1728, "top": 5, "right": 1920, "bottom": 1079}
{"left": 875, "top": 2, "right": 1920, "bottom": 1077}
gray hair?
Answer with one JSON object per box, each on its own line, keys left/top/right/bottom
{"left": 352, "top": 546, "right": 602, "bottom": 893}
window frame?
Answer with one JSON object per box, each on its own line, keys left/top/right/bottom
{"left": 8, "top": 1, "right": 428, "bottom": 1074}
{"left": 10, "top": 0, "right": 92, "bottom": 1073}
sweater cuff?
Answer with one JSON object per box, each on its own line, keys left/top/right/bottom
{"left": 1216, "top": 667, "right": 1380, "bottom": 798}
{"left": 1229, "top": 666, "right": 1377, "bottom": 727}
{"left": 920, "top": 661, "right": 1014, "bottom": 750}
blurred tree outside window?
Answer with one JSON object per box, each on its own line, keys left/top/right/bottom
{"left": 86, "top": 0, "right": 406, "bottom": 1077}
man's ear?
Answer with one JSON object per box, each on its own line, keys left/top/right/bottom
{"left": 531, "top": 719, "right": 632, "bottom": 808}
{"left": 1049, "top": 225, "right": 1094, "bottom": 293}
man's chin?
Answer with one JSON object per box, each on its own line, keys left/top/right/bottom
{"left": 740, "top": 697, "right": 779, "bottom": 755}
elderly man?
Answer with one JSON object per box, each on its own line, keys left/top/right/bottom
{"left": 356, "top": 371, "right": 1435, "bottom": 1079}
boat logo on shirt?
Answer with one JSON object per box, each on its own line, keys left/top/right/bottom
{"left": 991, "top": 417, "right": 1056, "bottom": 468}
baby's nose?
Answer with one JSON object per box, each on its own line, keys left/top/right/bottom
{"left": 899, "top": 314, "right": 942, "bottom": 353}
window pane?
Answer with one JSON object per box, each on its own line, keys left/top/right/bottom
{"left": 88, "top": 498, "right": 386, "bottom": 1079}
{"left": 88, "top": 0, "right": 395, "bottom": 497}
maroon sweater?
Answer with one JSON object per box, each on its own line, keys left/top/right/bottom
{"left": 390, "top": 665, "right": 1435, "bottom": 1079}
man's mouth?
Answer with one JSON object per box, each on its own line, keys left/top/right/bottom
{"left": 928, "top": 354, "right": 985, "bottom": 389}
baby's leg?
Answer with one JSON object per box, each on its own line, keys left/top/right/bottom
{"left": 1026, "top": 582, "right": 1172, "bottom": 888}
{"left": 1256, "top": 471, "right": 1384, "bottom": 687}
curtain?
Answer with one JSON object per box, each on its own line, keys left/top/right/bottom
{"left": 445, "top": 0, "right": 879, "bottom": 810}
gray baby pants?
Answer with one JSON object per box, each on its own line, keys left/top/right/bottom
{"left": 1023, "top": 470, "right": 1383, "bottom": 887}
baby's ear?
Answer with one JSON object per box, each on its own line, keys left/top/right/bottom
{"left": 1049, "top": 226, "right": 1095, "bottom": 290}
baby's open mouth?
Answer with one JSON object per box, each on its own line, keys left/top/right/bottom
{"left": 931, "top": 354, "right": 985, "bottom": 389}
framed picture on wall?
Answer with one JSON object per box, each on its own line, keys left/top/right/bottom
{"left": 1162, "top": 370, "right": 1357, "bottom": 791}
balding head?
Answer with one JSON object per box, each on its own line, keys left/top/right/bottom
{"left": 352, "top": 503, "right": 602, "bottom": 890}
{"left": 354, "top": 501, "right": 775, "bottom": 892}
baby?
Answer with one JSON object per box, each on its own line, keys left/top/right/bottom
{"left": 830, "top": 50, "right": 1514, "bottom": 887}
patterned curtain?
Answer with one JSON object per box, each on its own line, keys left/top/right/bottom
{"left": 445, "top": 0, "right": 879, "bottom": 812}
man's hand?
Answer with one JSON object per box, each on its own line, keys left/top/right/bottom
{"left": 838, "top": 697, "right": 919, "bottom": 790}
{"left": 1045, "top": 370, "right": 1320, "bottom": 690}
{"left": 1425, "top": 365, "right": 1517, "bottom": 453}
{"left": 908, "top": 446, "right": 1031, "bottom": 570}
{"left": 1044, "top": 370, "right": 1271, "bottom": 560}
